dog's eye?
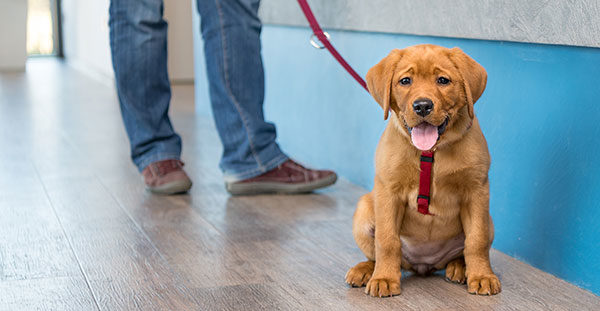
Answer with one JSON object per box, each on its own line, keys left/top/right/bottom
{"left": 399, "top": 77, "right": 412, "bottom": 85}
{"left": 437, "top": 77, "right": 451, "bottom": 85}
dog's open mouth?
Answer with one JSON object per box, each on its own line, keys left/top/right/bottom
{"left": 406, "top": 117, "right": 449, "bottom": 151}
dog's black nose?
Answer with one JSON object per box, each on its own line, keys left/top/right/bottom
{"left": 412, "top": 99, "right": 434, "bottom": 117}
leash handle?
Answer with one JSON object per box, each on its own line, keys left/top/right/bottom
{"left": 297, "top": 0, "right": 369, "bottom": 92}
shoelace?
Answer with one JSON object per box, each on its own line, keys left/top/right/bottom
{"left": 284, "top": 160, "right": 314, "bottom": 181}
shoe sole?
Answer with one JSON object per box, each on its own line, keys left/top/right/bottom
{"left": 225, "top": 173, "right": 337, "bottom": 196}
{"left": 147, "top": 179, "right": 193, "bottom": 195}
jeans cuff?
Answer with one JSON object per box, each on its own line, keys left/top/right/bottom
{"left": 135, "top": 152, "right": 182, "bottom": 173}
{"left": 222, "top": 153, "right": 289, "bottom": 183}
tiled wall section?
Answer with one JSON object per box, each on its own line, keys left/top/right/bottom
{"left": 259, "top": 0, "right": 600, "bottom": 48}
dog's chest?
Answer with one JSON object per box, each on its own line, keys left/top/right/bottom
{"left": 392, "top": 153, "right": 473, "bottom": 216}
{"left": 403, "top": 173, "right": 463, "bottom": 217}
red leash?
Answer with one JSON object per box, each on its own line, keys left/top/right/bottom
{"left": 296, "top": 0, "right": 433, "bottom": 215}
{"left": 296, "top": 0, "right": 368, "bottom": 91}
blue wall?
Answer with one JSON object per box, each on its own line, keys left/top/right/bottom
{"left": 193, "top": 25, "right": 600, "bottom": 295}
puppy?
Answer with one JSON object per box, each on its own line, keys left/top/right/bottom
{"left": 345, "top": 44, "right": 500, "bottom": 297}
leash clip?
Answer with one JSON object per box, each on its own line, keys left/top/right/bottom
{"left": 309, "top": 32, "right": 330, "bottom": 49}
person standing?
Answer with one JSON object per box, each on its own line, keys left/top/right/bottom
{"left": 108, "top": 0, "right": 337, "bottom": 195}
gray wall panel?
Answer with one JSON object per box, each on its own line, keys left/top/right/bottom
{"left": 259, "top": 0, "right": 600, "bottom": 48}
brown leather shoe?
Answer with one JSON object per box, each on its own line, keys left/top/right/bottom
{"left": 225, "top": 159, "right": 337, "bottom": 195}
{"left": 142, "top": 159, "right": 192, "bottom": 195}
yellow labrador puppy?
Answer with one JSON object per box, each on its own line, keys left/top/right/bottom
{"left": 345, "top": 44, "right": 500, "bottom": 297}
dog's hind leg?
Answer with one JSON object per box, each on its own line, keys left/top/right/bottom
{"left": 345, "top": 194, "right": 376, "bottom": 287}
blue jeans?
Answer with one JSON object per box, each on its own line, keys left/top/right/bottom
{"left": 109, "top": 0, "right": 288, "bottom": 181}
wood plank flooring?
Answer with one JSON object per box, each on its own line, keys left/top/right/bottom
{"left": 0, "top": 58, "right": 598, "bottom": 310}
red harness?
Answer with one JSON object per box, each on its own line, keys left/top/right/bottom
{"left": 417, "top": 151, "right": 434, "bottom": 215}
{"left": 297, "top": 0, "right": 438, "bottom": 216}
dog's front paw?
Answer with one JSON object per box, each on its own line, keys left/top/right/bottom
{"left": 365, "top": 277, "right": 401, "bottom": 297}
{"left": 467, "top": 273, "right": 501, "bottom": 295}
{"left": 345, "top": 261, "right": 374, "bottom": 287}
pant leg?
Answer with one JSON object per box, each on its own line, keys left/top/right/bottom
{"left": 196, "top": 0, "right": 287, "bottom": 181}
{"left": 109, "top": 0, "right": 182, "bottom": 172}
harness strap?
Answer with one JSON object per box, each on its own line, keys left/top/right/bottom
{"left": 417, "top": 151, "right": 434, "bottom": 215}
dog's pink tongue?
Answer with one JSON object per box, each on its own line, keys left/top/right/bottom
{"left": 411, "top": 123, "right": 438, "bottom": 151}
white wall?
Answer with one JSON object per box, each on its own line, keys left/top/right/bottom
{"left": 61, "top": 0, "right": 113, "bottom": 83}
{"left": 0, "top": 0, "right": 28, "bottom": 71}
{"left": 165, "top": 0, "right": 195, "bottom": 82}
{"left": 61, "top": 0, "right": 194, "bottom": 84}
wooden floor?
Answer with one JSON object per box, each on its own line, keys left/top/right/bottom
{"left": 0, "top": 59, "right": 598, "bottom": 311}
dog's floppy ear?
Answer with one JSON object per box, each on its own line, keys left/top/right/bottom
{"left": 366, "top": 49, "right": 403, "bottom": 120}
{"left": 448, "top": 48, "right": 487, "bottom": 119}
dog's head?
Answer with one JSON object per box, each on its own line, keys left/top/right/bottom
{"left": 366, "top": 44, "right": 487, "bottom": 151}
